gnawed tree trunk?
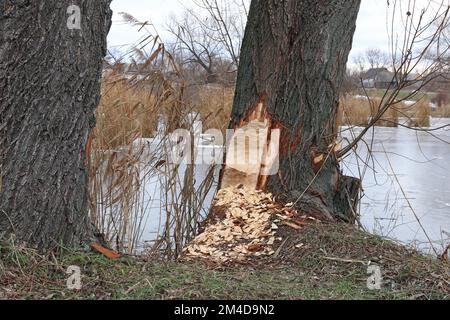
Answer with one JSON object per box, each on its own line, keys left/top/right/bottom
{"left": 221, "top": 0, "right": 361, "bottom": 222}
{"left": 0, "top": 0, "right": 112, "bottom": 250}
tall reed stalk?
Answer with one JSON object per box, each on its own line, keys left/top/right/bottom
{"left": 88, "top": 46, "right": 225, "bottom": 257}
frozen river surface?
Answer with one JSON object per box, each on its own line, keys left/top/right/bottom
{"left": 341, "top": 118, "right": 450, "bottom": 252}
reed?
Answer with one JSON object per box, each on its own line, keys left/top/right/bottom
{"left": 94, "top": 78, "right": 161, "bottom": 149}
{"left": 195, "top": 85, "right": 234, "bottom": 132}
{"left": 88, "top": 58, "right": 224, "bottom": 257}
{"left": 432, "top": 103, "right": 450, "bottom": 118}
{"left": 397, "top": 100, "right": 431, "bottom": 128}
{"left": 338, "top": 96, "right": 399, "bottom": 127}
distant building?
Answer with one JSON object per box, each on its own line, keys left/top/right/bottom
{"left": 361, "top": 67, "right": 397, "bottom": 89}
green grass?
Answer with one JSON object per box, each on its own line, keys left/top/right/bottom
{"left": 361, "top": 89, "right": 436, "bottom": 101}
{"left": 1, "top": 223, "right": 448, "bottom": 300}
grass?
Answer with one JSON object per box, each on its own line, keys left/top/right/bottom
{"left": 338, "top": 95, "right": 435, "bottom": 127}
{"left": 432, "top": 103, "right": 450, "bottom": 118}
{"left": 95, "top": 77, "right": 163, "bottom": 149}
{"left": 89, "top": 73, "right": 173, "bottom": 254}
{"left": 1, "top": 223, "right": 448, "bottom": 300}
{"left": 338, "top": 96, "right": 400, "bottom": 127}
{"left": 89, "top": 68, "right": 224, "bottom": 256}
{"left": 194, "top": 85, "right": 234, "bottom": 133}
{"left": 362, "top": 89, "right": 436, "bottom": 101}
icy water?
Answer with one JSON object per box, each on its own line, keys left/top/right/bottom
{"left": 341, "top": 118, "right": 450, "bottom": 253}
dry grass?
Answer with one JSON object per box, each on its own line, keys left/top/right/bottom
{"left": 88, "top": 73, "right": 175, "bottom": 254}
{"left": 194, "top": 85, "right": 234, "bottom": 132}
{"left": 338, "top": 95, "right": 435, "bottom": 127}
{"left": 338, "top": 96, "right": 399, "bottom": 127}
{"left": 95, "top": 78, "right": 161, "bottom": 149}
{"left": 88, "top": 66, "right": 228, "bottom": 257}
{"left": 397, "top": 100, "right": 431, "bottom": 127}
{"left": 432, "top": 103, "right": 450, "bottom": 118}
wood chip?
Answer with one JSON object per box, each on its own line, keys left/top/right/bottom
{"left": 182, "top": 186, "right": 317, "bottom": 263}
{"left": 283, "top": 221, "right": 302, "bottom": 230}
{"left": 91, "top": 243, "right": 121, "bottom": 259}
{"left": 314, "top": 154, "right": 325, "bottom": 164}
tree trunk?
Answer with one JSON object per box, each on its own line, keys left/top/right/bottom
{"left": 0, "top": 0, "right": 112, "bottom": 250}
{"left": 222, "top": 0, "right": 361, "bottom": 222}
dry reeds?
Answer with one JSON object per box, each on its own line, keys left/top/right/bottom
{"left": 88, "top": 57, "right": 227, "bottom": 257}
{"left": 397, "top": 100, "right": 431, "bottom": 128}
{"left": 88, "top": 71, "right": 174, "bottom": 254}
{"left": 195, "top": 85, "right": 234, "bottom": 132}
{"left": 432, "top": 103, "right": 450, "bottom": 118}
{"left": 94, "top": 78, "right": 161, "bottom": 149}
{"left": 338, "top": 96, "right": 399, "bottom": 127}
{"left": 338, "top": 95, "right": 437, "bottom": 128}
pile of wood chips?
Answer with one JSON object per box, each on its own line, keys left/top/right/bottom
{"left": 182, "top": 186, "right": 316, "bottom": 263}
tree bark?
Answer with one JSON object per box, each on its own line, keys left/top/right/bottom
{"left": 224, "top": 0, "right": 361, "bottom": 222}
{"left": 0, "top": 0, "right": 112, "bottom": 250}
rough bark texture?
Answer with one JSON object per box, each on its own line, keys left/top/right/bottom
{"left": 0, "top": 0, "right": 112, "bottom": 250}
{"left": 227, "top": 0, "right": 361, "bottom": 222}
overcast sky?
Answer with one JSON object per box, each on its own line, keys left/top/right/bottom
{"left": 107, "top": 0, "right": 444, "bottom": 67}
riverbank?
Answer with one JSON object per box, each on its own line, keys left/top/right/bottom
{"left": 1, "top": 222, "right": 448, "bottom": 300}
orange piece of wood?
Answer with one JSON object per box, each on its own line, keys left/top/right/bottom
{"left": 292, "top": 219, "right": 308, "bottom": 227}
{"left": 248, "top": 244, "right": 263, "bottom": 252}
{"left": 91, "top": 243, "right": 121, "bottom": 259}
{"left": 282, "top": 221, "right": 302, "bottom": 230}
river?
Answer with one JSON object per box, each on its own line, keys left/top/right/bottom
{"left": 341, "top": 118, "right": 450, "bottom": 253}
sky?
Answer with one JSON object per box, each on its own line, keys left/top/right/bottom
{"left": 107, "top": 0, "right": 445, "bottom": 67}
